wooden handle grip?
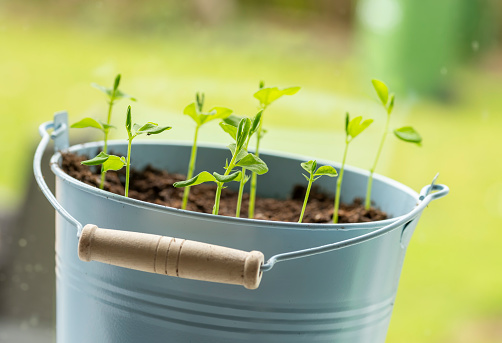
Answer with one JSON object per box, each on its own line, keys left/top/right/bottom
{"left": 77, "top": 224, "right": 264, "bottom": 289}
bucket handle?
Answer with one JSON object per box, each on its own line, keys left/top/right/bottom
{"left": 34, "top": 115, "right": 449, "bottom": 289}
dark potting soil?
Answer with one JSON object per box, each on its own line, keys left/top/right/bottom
{"left": 61, "top": 152, "right": 388, "bottom": 224}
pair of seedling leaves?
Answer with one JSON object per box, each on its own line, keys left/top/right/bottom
{"left": 300, "top": 113, "right": 371, "bottom": 223}
{"left": 81, "top": 107, "right": 171, "bottom": 173}
{"left": 71, "top": 75, "right": 137, "bottom": 138}
{"left": 173, "top": 115, "right": 268, "bottom": 188}
{"left": 183, "top": 93, "right": 233, "bottom": 128}
{"left": 371, "top": 79, "right": 421, "bottom": 145}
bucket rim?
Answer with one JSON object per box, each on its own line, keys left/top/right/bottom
{"left": 50, "top": 140, "right": 419, "bottom": 232}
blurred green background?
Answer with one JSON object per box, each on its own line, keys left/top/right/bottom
{"left": 0, "top": 0, "right": 501, "bottom": 342}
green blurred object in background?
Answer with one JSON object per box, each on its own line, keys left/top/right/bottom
{"left": 356, "top": 0, "right": 498, "bottom": 97}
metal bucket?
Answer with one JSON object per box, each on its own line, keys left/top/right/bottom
{"left": 34, "top": 112, "right": 448, "bottom": 343}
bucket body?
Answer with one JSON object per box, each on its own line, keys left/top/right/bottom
{"left": 52, "top": 141, "right": 420, "bottom": 343}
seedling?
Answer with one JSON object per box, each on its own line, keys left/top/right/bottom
{"left": 181, "top": 93, "right": 232, "bottom": 210}
{"left": 365, "top": 80, "right": 422, "bottom": 209}
{"left": 298, "top": 160, "right": 337, "bottom": 223}
{"left": 248, "top": 81, "right": 300, "bottom": 218}
{"left": 71, "top": 74, "right": 136, "bottom": 189}
{"left": 220, "top": 110, "right": 263, "bottom": 217}
{"left": 80, "top": 151, "right": 127, "bottom": 184}
{"left": 174, "top": 117, "right": 268, "bottom": 215}
{"left": 333, "top": 113, "right": 373, "bottom": 223}
{"left": 81, "top": 105, "right": 171, "bottom": 197}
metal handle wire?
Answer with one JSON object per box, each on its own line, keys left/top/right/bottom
{"left": 34, "top": 120, "right": 83, "bottom": 236}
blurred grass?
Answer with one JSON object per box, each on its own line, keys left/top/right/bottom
{"left": 1, "top": 10, "right": 502, "bottom": 343}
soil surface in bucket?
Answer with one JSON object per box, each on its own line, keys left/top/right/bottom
{"left": 62, "top": 152, "right": 388, "bottom": 224}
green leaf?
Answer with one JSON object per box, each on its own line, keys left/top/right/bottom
{"left": 101, "top": 122, "right": 115, "bottom": 131}
{"left": 213, "top": 171, "right": 241, "bottom": 183}
{"left": 92, "top": 76, "right": 136, "bottom": 101}
{"left": 372, "top": 79, "right": 389, "bottom": 106}
{"left": 220, "top": 122, "right": 237, "bottom": 140}
{"left": 223, "top": 114, "right": 243, "bottom": 127}
{"left": 236, "top": 118, "right": 252, "bottom": 150}
{"left": 183, "top": 103, "right": 201, "bottom": 125}
{"left": 135, "top": 122, "right": 172, "bottom": 135}
{"left": 282, "top": 86, "right": 301, "bottom": 95}
{"left": 132, "top": 123, "right": 141, "bottom": 133}
{"left": 173, "top": 171, "right": 217, "bottom": 188}
{"left": 347, "top": 116, "right": 373, "bottom": 139}
{"left": 71, "top": 117, "right": 104, "bottom": 131}
{"left": 113, "top": 74, "right": 121, "bottom": 91}
{"left": 253, "top": 86, "right": 300, "bottom": 107}
{"left": 91, "top": 83, "right": 112, "bottom": 97}
{"left": 344, "top": 112, "right": 350, "bottom": 136}
{"left": 387, "top": 94, "right": 395, "bottom": 114}
{"left": 301, "top": 160, "right": 316, "bottom": 174}
{"left": 211, "top": 107, "right": 233, "bottom": 120}
{"left": 314, "top": 165, "right": 338, "bottom": 177}
{"left": 235, "top": 154, "right": 268, "bottom": 175}
{"left": 81, "top": 151, "right": 110, "bottom": 166}
{"left": 102, "top": 155, "right": 126, "bottom": 172}
{"left": 251, "top": 110, "right": 263, "bottom": 134}
{"left": 394, "top": 126, "right": 422, "bottom": 145}
{"left": 228, "top": 143, "right": 248, "bottom": 162}
{"left": 224, "top": 112, "right": 262, "bottom": 138}
{"left": 196, "top": 92, "right": 205, "bottom": 112}
{"left": 126, "top": 106, "right": 132, "bottom": 134}
{"left": 199, "top": 106, "right": 233, "bottom": 125}
{"left": 241, "top": 173, "right": 251, "bottom": 184}
{"left": 115, "top": 89, "right": 137, "bottom": 101}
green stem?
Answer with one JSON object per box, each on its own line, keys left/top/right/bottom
{"left": 100, "top": 170, "right": 106, "bottom": 190}
{"left": 235, "top": 135, "right": 253, "bottom": 217}
{"left": 298, "top": 174, "right": 314, "bottom": 223}
{"left": 213, "top": 149, "right": 240, "bottom": 215}
{"left": 125, "top": 137, "right": 132, "bottom": 198}
{"left": 248, "top": 112, "right": 264, "bottom": 218}
{"left": 333, "top": 139, "right": 349, "bottom": 223}
{"left": 103, "top": 97, "right": 115, "bottom": 154}
{"left": 235, "top": 168, "right": 246, "bottom": 217}
{"left": 99, "top": 97, "right": 114, "bottom": 189}
{"left": 213, "top": 183, "right": 223, "bottom": 215}
{"left": 182, "top": 126, "right": 200, "bottom": 210}
{"left": 103, "top": 130, "right": 109, "bottom": 155}
{"left": 248, "top": 173, "right": 257, "bottom": 218}
{"left": 365, "top": 114, "right": 390, "bottom": 209}
{"left": 365, "top": 173, "right": 374, "bottom": 209}
{"left": 99, "top": 128, "right": 110, "bottom": 190}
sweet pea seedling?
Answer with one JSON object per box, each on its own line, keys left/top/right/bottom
{"left": 333, "top": 113, "right": 373, "bottom": 223}
{"left": 248, "top": 81, "right": 300, "bottom": 218}
{"left": 220, "top": 110, "right": 263, "bottom": 217}
{"left": 174, "top": 117, "right": 268, "bottom": 215}
{"left": 81, "top": 151, "right": 127, "bottom": 181}
{"left": 181, "top": 93, "right": 233, "bottom": 210}
{"left": 298, "top": 160, "right": 337, "bottom": 223}
{"left": 71, "top": 74, "right": 136, "bottom": 189}
{"left": 365, "top": 80, "right": 422, "bottom": 209}
{"left": 82, "top": 105, "right": 171, "bottom": 197}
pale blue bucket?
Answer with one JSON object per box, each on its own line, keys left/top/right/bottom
{"left": 34, "top": 112, "right": 448, "bottom": 343}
